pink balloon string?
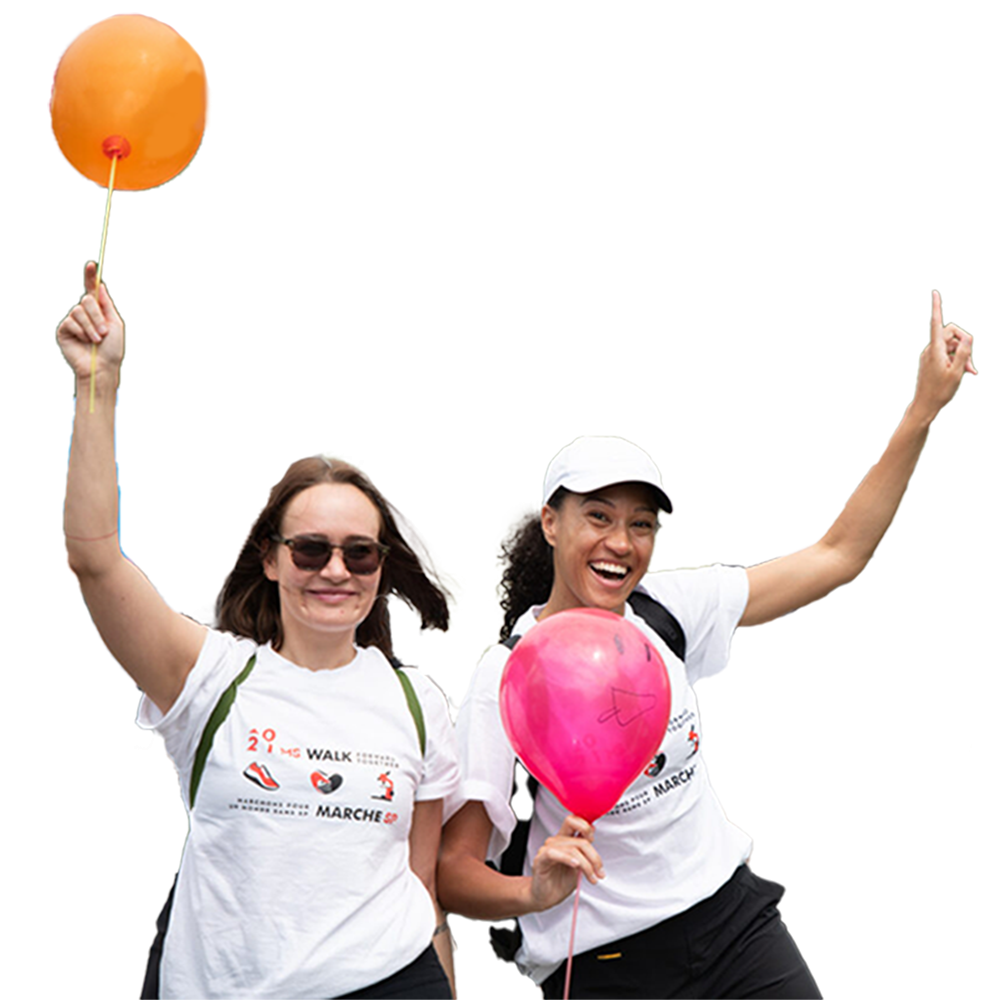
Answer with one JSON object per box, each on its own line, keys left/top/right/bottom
{"left": 562, "top": 872, "right": 583, "bottom": 1000}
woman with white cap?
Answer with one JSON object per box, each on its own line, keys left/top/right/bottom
{"left": 437, "top": 293, "right": 975, "bottom": 999}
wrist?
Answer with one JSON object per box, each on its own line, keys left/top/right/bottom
{"left": 514, "top": 875, "right": 540, "bottom": 916}
{"left": 902, "top": 397, "right": 937, "bottom": 433}
{"left": 74, "top": 364, "right": 121, "bottom": 398}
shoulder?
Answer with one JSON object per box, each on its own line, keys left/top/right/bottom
{"left": 140, "top": 629, "right": 258, "bottom": 730}
{"left": 465, "top": 641, "right": 513, "bottom": 701}
{"left": 389, "top": 661, "right": 453, "bottom": 718}
{"left": 639, "top": 564, "right": 748, "bottom": 622}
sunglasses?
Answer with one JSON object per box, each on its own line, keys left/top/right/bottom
{"left": 270, "top": 533, "right": 389, "bottom": 575}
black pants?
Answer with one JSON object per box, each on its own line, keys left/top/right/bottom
{"left": 337, "top": 945, "right": 451, "bottom": 999}
{"left": 542, "top": 865, "right": 821, "bottom": 999}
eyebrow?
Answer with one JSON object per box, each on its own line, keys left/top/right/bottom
{"left": 579, "top": 494, "right": 658, "bottom": 515}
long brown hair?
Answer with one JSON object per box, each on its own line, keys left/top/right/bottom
{"left": 215, "top": 457, "right": 449, "bottom": 658}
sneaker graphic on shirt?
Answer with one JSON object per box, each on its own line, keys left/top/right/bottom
{"left": 310, "top": 771, "right": 343, "bottom": 794}
{"left": 243, "top": 762, "right": 279, "bottom": 791}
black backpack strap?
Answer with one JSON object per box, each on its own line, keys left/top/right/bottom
{"left": 628, "top": 590, "right": 687, "bottom": 662}
{"left": 472, "top": 635, "right": 537, "bottom": 1000}
{"left": 495, "top": 637, "right": 536, "bottom": 870}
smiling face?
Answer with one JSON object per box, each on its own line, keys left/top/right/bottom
{"left": 263, "top": 482, "right": 384, "bottom": 651}
{"left": 540, "top": 482, "right": 659, "bottom": 617}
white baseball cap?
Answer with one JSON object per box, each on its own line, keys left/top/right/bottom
{"left": 542, "top": 436, "right": 673, "bottom": 513}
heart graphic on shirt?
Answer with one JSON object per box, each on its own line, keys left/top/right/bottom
{"left": 310, "top": 771, "right": 344, "bottom": 794}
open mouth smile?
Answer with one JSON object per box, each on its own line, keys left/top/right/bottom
{"left": 590, "top": 561, "right": 630, "bottom": 582}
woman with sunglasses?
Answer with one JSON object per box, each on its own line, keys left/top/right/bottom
{"left": 438, "top": 293, "right": 975, "bottom": 999}
{"left": 57, "top": 263, "right": 459, "bottom": 1000}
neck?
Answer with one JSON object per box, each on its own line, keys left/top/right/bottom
{"left": 537, "top": 587, "right": 625, "bottom": 622}
{"left": 276, "top": 628, "right": 359, "bottom": 671}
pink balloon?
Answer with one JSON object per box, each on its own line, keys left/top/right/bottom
{"left": 499, "top": 608, "right": 671, "bottom": 823}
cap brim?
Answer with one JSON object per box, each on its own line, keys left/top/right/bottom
{"left": 556, "top": 474, "right": 673, "bottom": 514}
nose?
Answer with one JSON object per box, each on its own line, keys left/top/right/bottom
{"left": 605, "top": 522, "right": 632, "bottom": 554}
{"left": 320, "top": 547, "right": 350, "bottom": 580}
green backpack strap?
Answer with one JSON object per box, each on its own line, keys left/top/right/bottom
{"left": 189, "top": 653, "right": 257, "bottom": 810}
{"left": 393, "top": 666, "right": 426, "bottom": 757}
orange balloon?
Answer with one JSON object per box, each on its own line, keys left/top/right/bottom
{"left": 50, "top": 15, "right": 206, "bottom": 191}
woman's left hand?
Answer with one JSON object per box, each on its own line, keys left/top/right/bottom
{"left": 913, "top": 290, "right": 976, "bottom": 420}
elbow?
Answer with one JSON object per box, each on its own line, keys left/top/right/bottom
{"left": 64, "top": 534, "right": 121, "bottom": 580}
{"left": 436, "top": 846, "right": 473, "bottom": 915}
{"left": 65, "top": 545, "right": 96, "bottom": 581}
{"left": 434, "top": 851, "right": 455, "bottom": 913}
{"left": 815, "top": 537, "right": 870, "bottom": 593}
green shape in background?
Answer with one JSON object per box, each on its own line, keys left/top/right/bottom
{"left": 323, "top": 230, "right": 457, "bottom": 469}
{"left": 858, "top": 577, "right": 982, "bottom": 725}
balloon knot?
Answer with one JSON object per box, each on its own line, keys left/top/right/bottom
{"left": 102, "top": 135, "right": 131, "bottom": 159}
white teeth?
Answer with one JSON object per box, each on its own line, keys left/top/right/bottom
{"left": 591, "top": 562, "right": 628, "bottom": 577}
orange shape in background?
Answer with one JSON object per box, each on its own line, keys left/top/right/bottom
{"left": 182, "top": 12, "right": 527, "bottom": 139}
{"left": 50, "top": 14, "right": 206, "bottom": 191}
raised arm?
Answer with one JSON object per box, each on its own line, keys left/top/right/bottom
{"left": 741, "top": 291, "right": 976, "bottom": 627}
{"left": 59, "top": 262, "right": 206, "bottom": 711}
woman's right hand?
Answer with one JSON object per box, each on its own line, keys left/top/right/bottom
{"left": 56, "top": 261, "right": 125, "bottom": 378}
{"left": 528, "top": 815, "right": 605, "bottom": 912}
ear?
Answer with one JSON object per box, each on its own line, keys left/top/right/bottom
{"left": 540, "top": 504, "right": 558, "bottom": 548}
{"left": 261, "top": 539, "right": 279, "bottom": 583}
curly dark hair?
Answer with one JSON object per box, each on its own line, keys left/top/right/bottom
{"left": 215, "top": 456, "right": 450, "bottom": 658}
{"left": 497, "top": 488, "right": 571, "bottom": 641}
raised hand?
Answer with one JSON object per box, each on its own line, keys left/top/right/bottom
{"left": 913, "top": 290, "right": 976, "bottom": 420}
{"left": 528, "top": 815, "right": 605, "bottom": 912}
{"left": 56, "top": 261, "right": 125, "bottom": 378}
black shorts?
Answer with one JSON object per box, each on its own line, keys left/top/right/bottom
{"left": 541, "top": 865, "right": 821, "bottom": 999}
{"left": 337, "top": 944, "right": 451, "bottom": 999}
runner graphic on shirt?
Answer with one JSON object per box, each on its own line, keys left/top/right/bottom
{"left": 373, "top": 772, "right": 395, "bottom": 802}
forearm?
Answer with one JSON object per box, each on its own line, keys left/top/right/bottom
{"left": 431, "top": 905, "right": 456, "bottom": 997}
{"left": 820, "top": 400, "right": 933, "bottom": 573}
{"left": 64, "top": 367, "right": 123, "bottom": 576}
{"left": 437, "top": 850, "right": 535, "bottom": 921}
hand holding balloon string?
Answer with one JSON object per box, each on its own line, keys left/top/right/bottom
{"left": 528, "top": 815, "right": 605, "bottom": 913}
{"left": 86, "top": 142, "right": 127, "bottom": 407}
{"left": 57, "top": 262, "right": 125, "bottom": 385}
{"left": 529, "top": 815, "right": 605, "bottom": 1000}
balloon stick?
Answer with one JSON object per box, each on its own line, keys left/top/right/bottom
{"left": 88, "top": 136, "right": 128, "bottom": 413}
{"left": 562, "top": 872, "right": 583, "bottom": 1000}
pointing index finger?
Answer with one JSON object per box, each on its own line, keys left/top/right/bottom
{"left": 931, "top": 289, "right": 944, "bottom": 343}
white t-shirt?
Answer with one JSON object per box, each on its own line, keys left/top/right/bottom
{"left": 454, "top": 564, "right": 752, "bottom": 984}
{"left": 138, "top": 629, "right": 460, "bottom": 999}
